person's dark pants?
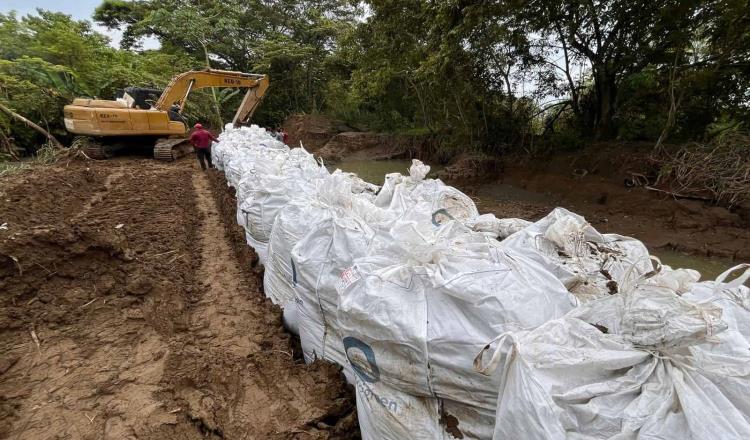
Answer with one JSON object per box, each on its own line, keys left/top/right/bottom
{"left": 195, "top": 147, "right": 213, "bottom": 171}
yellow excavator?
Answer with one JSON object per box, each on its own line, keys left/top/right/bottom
{"left": 63, "top": 69, "right": 269, "bottom": 160}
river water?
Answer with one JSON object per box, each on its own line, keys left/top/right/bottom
{"left": 332, "top": 158, "right": 737, "bottom": 280}
{"left": 328, "top": 159, "right": 444, "bottom": 185}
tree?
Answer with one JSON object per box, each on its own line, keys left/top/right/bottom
{"left": 94, "top": 0, "right": 360, "bottom": 124}
{"left": 517, "top": 0, "right": 705, "bottom": 139}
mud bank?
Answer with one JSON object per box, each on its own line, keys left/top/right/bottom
{"left": 465, "top": 152, "right": 750, "bottom": 262}
{"left": 0, "top": 158, "right": 357, "bottom": 439}
{"left": 282, "top": 114, "right": 440, "bottom": 163}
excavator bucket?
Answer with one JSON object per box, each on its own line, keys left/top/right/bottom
{"left": 232, "top": 76, "right": 270, "bottom": 127}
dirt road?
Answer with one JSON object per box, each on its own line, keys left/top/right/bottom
{"left": 0, "top": 158, "right": 356, "bottom": 439}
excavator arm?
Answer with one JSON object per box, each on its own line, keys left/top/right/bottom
{"left": 154, "top": 69, "right": 269, "bottom": 126}
{"left": 231, "top": 75, "right": 270, "bottom": 126}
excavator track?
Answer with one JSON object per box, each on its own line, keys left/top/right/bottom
{"left": 153, "top": 138, "right": 192, "bottom": 161}
{"left": 72, "top": 136, "right": 115, "bottom": 160}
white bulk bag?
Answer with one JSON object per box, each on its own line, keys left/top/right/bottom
{"left": 292, "top": 215, "right": 375, "bottom": 366}
{"left": 477, "top": 267, "right": 750, "bottom": 440}
{"left": 337, "top": 222, "right": 575, "bottom": 410}
{"left": 501, "top": 207, "right": 653, "bottom": 303}
{"left": 263, "top": 200, "right": 333, "bottom": 306}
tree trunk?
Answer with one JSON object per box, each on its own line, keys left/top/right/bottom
{"left": 654, "top": 53, "right": 683, "bottom": 152}
{"left": 0, "top": 128, "right": 18, "bottom": 158}
{"left": 0, "top": 101, "right": 64, "bottom": 149}
{"left": 200, "top": 40, "right": 224, "bottom": 132}
{"left": 593, "top": 67, "right": 617, "bottom": 139}
{"left": 555, "top": 24, "right": 580, "bottom": 117}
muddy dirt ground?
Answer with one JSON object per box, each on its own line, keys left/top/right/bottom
{"left": 0, "top": 158, "right": 357, "bottom": 439}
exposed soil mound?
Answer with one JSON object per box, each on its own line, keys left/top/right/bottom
{"left": 282, "top": 114, "right": 441, "bottom": 164}
{"left": 282, "top": 114, "right": 353, "bottom": 151}
{"left": 437, "top": 153, "right": 502, "bottom": 183}
{"left": 317, "top": 132, "right": 402, "bottom": 161}
{"left": 0, "top": 158, "right": 357, "bottom": 439}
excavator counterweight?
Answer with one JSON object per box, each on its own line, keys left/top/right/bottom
{"left": 63, "top": 69, "right": 269, "bottom": 160}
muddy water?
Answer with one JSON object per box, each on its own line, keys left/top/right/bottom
{"left": 333, "top": 158, "right": 738, "bottom": 281}
{"left": 476, "top": 182, "right": 555, "bottom": 204}
{"left": 654, "top": 249, "right": 737, "bottom": 281}
{"left": 330, "top": 159, "right": 443, "bottom": 185}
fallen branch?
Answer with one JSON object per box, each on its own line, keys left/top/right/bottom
{"left": 644, "top": 186, "right": 713, "bottom": 201}
{"left": 0, "top": 101, "right": 64, "bottom": 149}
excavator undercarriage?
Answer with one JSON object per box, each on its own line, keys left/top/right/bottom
{"left": 71, "top": 136, "right": 193, "bottom": 161}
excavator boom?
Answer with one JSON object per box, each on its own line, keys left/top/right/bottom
{"left": 154, "top": 69, "right": 268, "bottom": 115}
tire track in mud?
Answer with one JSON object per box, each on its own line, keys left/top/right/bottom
{"left": 75, "top": 169, "right": 125, "bottom": 220}
{"left": 189, "top": 173, "right": 261, "bottom": 355}
{"left": 0, "top": 159, "right": 196, "bottom": 440}
{"left": 150, "top": 172, "right": 358, "bottom": 439}
{"left": 0, "top": 159, "right": 356, "bottom": 440}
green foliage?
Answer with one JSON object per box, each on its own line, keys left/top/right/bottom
{"left": 94, "top": 0, "right": 360, "bottom": 126}
{"left": 2, "top": 0, "right": 749, "bottom": 156}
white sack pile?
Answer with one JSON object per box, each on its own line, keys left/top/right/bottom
{"left": 212, "top": 124, "right": 750, "bottom": 440}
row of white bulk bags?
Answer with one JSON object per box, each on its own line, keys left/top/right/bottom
{"left": 214, "top": 125, "right": 740, "bottom": 440}
{"left": 476, "top": 264, "right": 750, "bottom": 440}
{"left": 337, "top": 221, "right": 576, "bottom": 413}
{"left": 281, "top": 161, "right": 478, "bottom": 360}
{"left": 276, "top": 160, "right": 519, "bottom": 438}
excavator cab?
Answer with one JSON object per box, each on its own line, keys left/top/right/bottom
{"left": 117, "top": 87, "right": 163, "bottom": 110}
{"left": 64, "top": 69, "right": 269, "bottom": 160}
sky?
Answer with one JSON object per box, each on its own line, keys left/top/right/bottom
{"left": 1, "top": 0, "right": 159, "bottom": 49}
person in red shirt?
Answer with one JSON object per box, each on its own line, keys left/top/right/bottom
{"left": 189, "top": 123, "right": 219, "bottom": 171}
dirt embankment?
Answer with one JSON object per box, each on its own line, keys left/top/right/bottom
{"left": 0, "top": 158, "right": 356, "bottom": 439}
{"left": 282, "top": 114, "right": 437, "bottom": 162}
{"left": 464, "top": 148, "right": 750, "bottom": 261}
{"left": 283, "top": 115, "right": 355, "bottom": 151}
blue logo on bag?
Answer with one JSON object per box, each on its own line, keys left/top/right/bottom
{"left": 431, "top": 208, "right": 455, "bottom": 226}
{"left": 343, "top": 337, "right": 380, "bottom": 383}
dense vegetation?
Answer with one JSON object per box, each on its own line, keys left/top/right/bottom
{"left": 1, "top": 0, "right": 749, "bottom": 156}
